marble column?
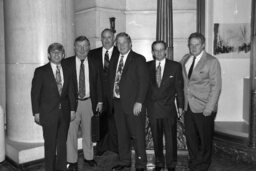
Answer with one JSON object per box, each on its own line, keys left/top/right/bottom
{"left": 0, "top": 105, "right": 4, "bottom": 162}
{"left": 4, "top": 0, "right": 74, "bottom": 164}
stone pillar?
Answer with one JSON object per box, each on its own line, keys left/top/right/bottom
{"left": 0, "top": 105, "right": 4, "bottom": 162}
{"left": 4, "top": 0, "right": 74, "bottom": 164}
{"left": 0, "top": 0, "right": 5, "bottom": 119}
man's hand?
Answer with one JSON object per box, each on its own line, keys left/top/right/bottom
{"left": 203, "top": 109, "right": 212, "bottom": 116}
{"left": 96, "top": 102, "right": 103, "bottom": 113}
{"left": 70, "top": 111, "right": 76, "bottom": 121}
{"left": 34, "top": 113, "right": 41, "bottom": 125}
{"left": 133, "top": 102, "right": 142, "bottom": 116}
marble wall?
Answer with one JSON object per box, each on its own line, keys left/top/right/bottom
{"left": 74, "top": 0, "right": 197, "bottom": 61}
{"left": 74, "top": 0, "right": 126, "bottom": 49}
{"left": 125, "top": 0, "right": 196, "bottom": 61}
{"left": 205, "top": 0, "right": 251, "bottom": 121}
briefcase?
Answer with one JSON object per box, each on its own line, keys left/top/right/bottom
{"left": 91, "top": 112, "right": 100, "bottom": 142}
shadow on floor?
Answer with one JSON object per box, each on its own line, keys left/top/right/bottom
{"left": 0, "top": 151, "right": 256, "bottom": 171}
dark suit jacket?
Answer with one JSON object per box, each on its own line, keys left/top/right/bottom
{"left": 108, "top": 50, "right": 149, "bottom": 115}
{"left": 62, "top": 56, "right": 103, "bottom": 114}
{"left": 147, "top": 59, "right": 184, "bottom": 119}
{"left": 89, "top": 46, "right": 119, "bottom": 99}
{"left": 31, "top": 63, "right": 76, "bottom": 125}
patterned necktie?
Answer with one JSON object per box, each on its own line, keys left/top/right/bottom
{"left": 79, "top": 59, "right": 85, "bottom": 98}
{"left": 56, "top": 65, "right": 62, "bottom": 95}
{"left": 104, "top": 50, "right": 110, "bottom": 71}
{"left": 156, "top": 62, "right": 161, "bottom": 87}
{"left": 188, "top": 56, "right": 196, "bottom": 79}
{"left": 114, "top": 55, "right": 124, "bottom": 98}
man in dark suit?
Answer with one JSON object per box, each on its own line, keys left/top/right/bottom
{"left": 109, "top": 32, "right": 149, "bottom": 171}
{"left": 89, "top": 28, "right": 119, "bottom": 155}
{"left": 31, "top": 43, "right": 76, "bottom": 171}
{"left": 63, "top": 36, "right": 103, "bottom": 170}
{"left": 180, "top": 32, "right": 222, "bottom": 171}
{"left": 147, "top": 41, "right": 184, "bottom": 171}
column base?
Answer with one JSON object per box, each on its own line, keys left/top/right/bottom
{"left": 5, "top": 137, "right": 83, "bottom": 166}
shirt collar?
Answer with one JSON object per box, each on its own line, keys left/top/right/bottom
{"left": 191, "top": 50, "right": 204, "bottom": 60}
{"left": 103, "top": 46, "right": 114, "bottom": 54}
{"left": 155, "top": 58, "right": 166, "bottom": 67}
{"left": 76, "top": 56, "right": 88, "bottom": 63}
{"left": 50, "top": 62, "right": 61, "bottom": 69}
{"left": 120, "top": 50, "right": 131, "bottom": 58}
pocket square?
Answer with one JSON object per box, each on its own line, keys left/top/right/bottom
{"left": 169, "top": 75, "right": 174, "bottom": 78}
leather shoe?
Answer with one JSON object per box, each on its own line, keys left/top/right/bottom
{"left": 167, "top": 167, "right": 175, "bottom": 171}
{"left": 136, "top": 168, "right": 145, "bottom": 171}
{"left": 154, "top": 166, "right": 162, "bottom": 171}
{"left": 112, "top": 164, "right": 131, "bottom": 170}
{"left": 66, "top": 162, "right": 78, "bottom": 171}
{"left": 84, "top": 159, "right": 97, "bottom": 167}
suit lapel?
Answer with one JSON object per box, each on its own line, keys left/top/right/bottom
{"left": 46, "top": 63, "right": 60, "bottom": 96}
{"left": 193, "top": 51, "right": 207, "bottom": 73}
{"left": 122, "top": 51, "right": 133, "bottom": 75}
{"left": 150, "top": 61, "right": 157, "bottom": 87}
{"left": 98, "top": 47, "right": 104, "bottom": 69}
{"left": 181, "top": 54, "right": 190, "bottom": 79}
{"left": 88, "top": 56, "right": 92, "bottom": 89}
{"left": 160, "top": 60, "right": 170, "bottom": 87}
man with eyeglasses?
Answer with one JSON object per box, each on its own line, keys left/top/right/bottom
{"left": 31, "top": 43, "right": 76, "bottom": 171}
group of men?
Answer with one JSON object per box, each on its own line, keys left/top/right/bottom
{"left": 31, "top": 29, "right": 221, "bottom": 171}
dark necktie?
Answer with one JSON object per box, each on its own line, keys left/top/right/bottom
{"left": 156, "top": 62, "right": 161, "bottom": 87}
{"left": 79, "top": 59, "right": 85, "bottom": 98}
{"left": 114, "top": 55, "right": 124, "bottom": 97}
{"left": 56, "top": 65, "right": 62, "bottom": 95}
{"left": 104, "top": 50, "right": 110, "bottom": 71}
{"left": 188, "top": 56, "right": 196, "bottom": 79}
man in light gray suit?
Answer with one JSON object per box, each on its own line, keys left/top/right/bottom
{"left": 180, "top": 32, "right": 222, "bottom": 171}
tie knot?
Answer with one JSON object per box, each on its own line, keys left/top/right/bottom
{"left": 106, "top": 50, "right": 109, "bottom": 54}
{"left": 81, "top": 59, "right": 85, "bottom": 64}
{"left": 57, "top": 65, "right": 61, "bottom": 70}
{"left": 158, "top": 62, "right": 161, "bottom": 66}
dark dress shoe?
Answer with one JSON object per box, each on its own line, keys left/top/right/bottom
{"left": 154, "top": 166, "right": 162, "bottom": 171}
{"left": 136, "top": 168, "right": 145, "bottom": 171}
{"left": 112, "top": 164, "right": 131, "bottom": 170}
{"left": 167, "top": 167, "right": 175, "bottom": 171}
{"left": 84, "top": 159, "right": 97, "bottom": 167}
{"left": 66, "top": 162, "right": 78, "bottom": 171}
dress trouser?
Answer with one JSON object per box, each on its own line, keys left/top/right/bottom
{"left": 67, "top": 99, "right": 94, "bottom": 163}
{"left": 96, "top": 95, "right": 118, "bottom": 154}
{"left": 42, "top": 109, "right": 69, "bottom": 171}
{"left": 113, "top": 98, "right": 147, "bottom": 169}
{"left": 150, "top": 117, "right": 177, "bottom": 168}
{"left": 184, "top": 105, "right": 216, "bottom": 171}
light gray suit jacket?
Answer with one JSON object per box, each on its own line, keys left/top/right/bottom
{"left": 180, "top": 51, "right": 222, "bottom": 113}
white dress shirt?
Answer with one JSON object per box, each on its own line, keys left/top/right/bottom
{"left": 102, "top": 46, "right": 114, "bottom": 66}
{"left": 113, "top": 50, "right": 130, "bottom": 98}
{"left": 50, "top": 62, "right": 64, "bottom": 86}
{"left": 76, "top": 57, "right": 90, "bottom": 98}
{"left": 155, "top": 58, "right": 166, "bottom": 79}
{"left": 185, "top": 50, "right": 204, "bottom": 74}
